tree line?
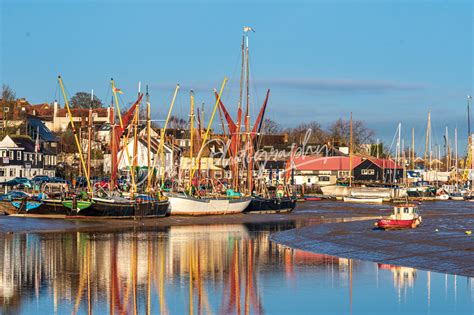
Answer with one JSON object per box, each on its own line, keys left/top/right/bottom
{"left": 261, "top": 118, "right": 376, "bottom": 152}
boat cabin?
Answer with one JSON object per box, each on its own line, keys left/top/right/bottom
{"left": 392, "top": 204, "right": 419, "bottom": 220}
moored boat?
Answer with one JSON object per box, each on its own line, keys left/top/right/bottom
{"left": 375, "top": 204, "right": 422, "bottom": 229}
{"left": 11, "top": 200, "right": 42, "bottom": 212}
{"left": 79, "top": 196, "right": 169, "bottom": 218}
{"left": 343, "top": 196, "right": 383, "bottom": 204}
{"left": 166, "top": 193, "right": 251, "bottom": 216}
{"left": 244, "top": 196, "right": 297, "bottom": 214}
{"left": 62, "top": 199, "right": 93, "bottom": 212}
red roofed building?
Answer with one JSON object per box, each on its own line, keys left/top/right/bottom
{"left": 0, "top": 99, "right": 112, "bottom": 132}
{"left": 291, "top": 155, "right": 363, "bottom": 186}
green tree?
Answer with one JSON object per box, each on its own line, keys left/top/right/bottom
{"left": 69, "top": 92, "right": 103, "bottom": 108}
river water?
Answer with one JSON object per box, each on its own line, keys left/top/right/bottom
{"left": 0, "top": 221, "right": 472, "bottom": 314}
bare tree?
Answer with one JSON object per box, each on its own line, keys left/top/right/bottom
{"left": 287, "top": 121, "right": 327, "bottom": 144}
{"left": 70, "top": 92, "right": 103, "bottom": 108}
{"left": 328, "top": 118, "right": 375, "bottom": 151}
{"left": 169, "top": 115, "right": 187, "bottom": 129}
{"left": 260, "top": 118, "right": 282, "bottom": 135}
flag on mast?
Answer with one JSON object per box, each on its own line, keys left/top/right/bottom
{"left": 243, "top": 26, "right": 255, "bottom": 33}
{"left": 114, "top": 87, "right": 124, "bottom": 94}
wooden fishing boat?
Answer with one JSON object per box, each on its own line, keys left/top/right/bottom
{"left": 244, "top": 196, "right": 296, "bottom": 213}
{"left": 375, "top": 204, "right": 422, "bottom": 229}
{"left": 62, "top": 200, "right": 93, "bottom": 212}
{"left": 166, "top": 193, "right": 251, "bottom": 216}
{"left": 343, "top": 196, "right": 383, "bottom": 204}
{"left": 33, "top": 198, "right": 70, "bottom": 215}
{"left": 11, "top": 200, "right": 42, "bottom": 212}
{"left": 78, "top": 196, "right": 169, "bottom": 218}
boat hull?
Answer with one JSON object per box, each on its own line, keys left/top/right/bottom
{"left": 80, "top": 198, "right": 170, "bottom": 218}
{"left": 31, "top": 199, "right": 71, "bottom": 215}
{"left": 244, "top": 197, "right": 296, "bottom": 213}
{"left": 167, "top": 194, "right": 251, "bottom": 216}
{"left": 0, "top": 200, "right": 21, "bottom": 215}
{"left": 343, "top": 196, "right": 383, "bottom": 204}
{"left": 376, "top": 218, "right": 421, "bottom": 229}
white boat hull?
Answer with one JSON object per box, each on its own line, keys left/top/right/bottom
{"left": 343, "top": 196, "right": 383, "bottom": 204}
{"left": 166, "top": 194, "right": 251, "bottom": 215}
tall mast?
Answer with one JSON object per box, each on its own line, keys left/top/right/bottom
{"left": 424, "top": 111, "right": 431, "bottom": 171}
{"left": 189, "top": 91, "right": 195, "bottom": 159}
{"left": 146, "top": 86, "right": 152, "bottom": 192}
{"left": 455, "top": 126, "right": 458, "bottom": 187}
{"left": 445, "top": 126, "right": 450, "bottom": 172}
{"left": 131, "top": 82, "right": 140, "bottom": 195}
{"left": 349, "top": 112, "right": 353, "bottom": 187}
{"left": 189, "top": 91, "right": 195, "bottom": 190}
{"left": 411, "top": 127, "right": 415, "bottom": 170}
{"left": 244, "top": 26, "right": 253, "bottom": 194}
{"left": 396, "top": 123, "right": 401, "bottom": 183}
{"left": 468, "top": 95, "right": 473, "bottom": 190}
{"left": 87, "top": 89, "right": 93, "bottom": 190}
{"left": 58, "top": 76, "right": 92, "bottom": 195}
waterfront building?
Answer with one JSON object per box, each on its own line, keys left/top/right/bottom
{"left": 0, "top": 135, "right": 57, "bottom": 181}
{"left": 352, "top": 158, "right": 403, "bottom": 183}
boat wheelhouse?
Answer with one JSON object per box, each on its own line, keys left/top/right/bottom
{"left": 375, "top": 204, "right": 422, "bottom": 229}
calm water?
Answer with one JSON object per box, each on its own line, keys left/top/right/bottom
{"left": 0, "top": 222, "right": 472, "bottom": 315}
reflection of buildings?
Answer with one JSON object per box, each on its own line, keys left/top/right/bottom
{"left": 0, "top": 223, "right": 360, "bottom": 314}
{"left": 378, "top": 263, "right": 417, "bottom": 289}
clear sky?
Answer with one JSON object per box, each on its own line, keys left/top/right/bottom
{"left": 1, "top": 0, "right": 472, "bottom": 152}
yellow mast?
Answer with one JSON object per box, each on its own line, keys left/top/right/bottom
{"left": 146, "top": 87, "right": 152, "bottom": 193}
{"left": 349, "top": 112, "right": 353, "bottom": 187}
{"left": 188, "top": 77, "right": 227, "bottom": 191}
{"left": 189, "top": 91, "right": 195, "bottom": 188}
{"left": 110, "top": 79, "right": 137, "bottom": 195}
{"left": 189, "top": 91, "right": 195, "bottom": 160}
{"left": 148, "top": 84, "right": 180, "bottom": 191}
{"left": 132, "top": 84, "right": 140, "bottom": 194}
{"left": 58, "top": 76, "right": 93, "bottom": 195}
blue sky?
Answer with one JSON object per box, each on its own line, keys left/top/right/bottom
{"left": 1, "top": 0, "right": 472, "bottom": 151}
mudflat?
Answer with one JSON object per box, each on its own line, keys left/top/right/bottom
{"left": 271, "top": 200, "right": 474, "bottom": 277}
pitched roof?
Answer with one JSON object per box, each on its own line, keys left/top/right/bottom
{"left": 365, "top": 158, "right": 403, "bottom": 169}
{"left": 292, "top": 155, "right": 363, "bottom": 171}
{"left": 10, "top": 135, "right": 36, "bottom": 152}
{"left": 27, "top": 116, "right": 58, "bottom": 142}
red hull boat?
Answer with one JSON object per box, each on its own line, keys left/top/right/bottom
{"left": 304, "top": 197, "right": 322, "bottom": 201}
{"left": 375, "top": 204, "right": 422, "bottom": 230}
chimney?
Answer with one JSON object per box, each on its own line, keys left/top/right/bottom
{"left": 53, "top": 100, "right": 58, "bottom": 118}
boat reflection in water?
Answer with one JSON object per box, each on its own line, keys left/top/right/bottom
{"left": 0, "top": 222, "right": 473, "bottom": 314}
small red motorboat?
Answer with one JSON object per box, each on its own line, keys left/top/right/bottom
{"left": 375, "top": 204, "right": 422, "bottom": 229}
{"left": 304, "top": 197, "right": 322, "bottom": 201}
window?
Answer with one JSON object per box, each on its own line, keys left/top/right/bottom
{"left": 404, "top": 208, "right": 409, "bottom": 213}
{"left": 0, "top": 168, "right": 5, "bottom": 177}
{"left": 319, "top": 176, "right": 330, "bottom": 182}
{"left": 17, "top": 151, "right": 21, "bottom": 160}
{"left": 307, "top": 178, "right": 311, "bottom": 183}
{"left": 39, "top": 154, "right": 42, "bottom": 162}
{"left": 361, "top": 169, "right": 375, "bottom": 175}
{"left": 9, "top": 151, "right": 13, "bottom": 159}
{"left": 9, "top": 168, "right": 15, "bottom": 177}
